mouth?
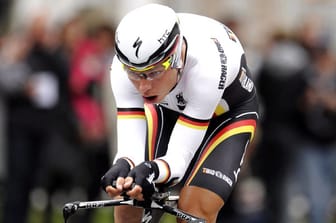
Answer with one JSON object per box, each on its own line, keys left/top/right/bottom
{"left": 143, "top": 95, "right": 158, "bottom": 103}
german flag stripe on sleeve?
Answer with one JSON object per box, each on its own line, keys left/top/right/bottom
{"left": 177, "top": 114, "right": 210, "bottom": 130}
{"left": 144, "top": 104, "right": 159, "bottom": 161}
{"left": 186, "top": 119, "right": 257, "bottom": 185}
{"left": 155, "top": 159, "right": 171, "bottom": 183}
{"left": 117, "top": 108, "right": 145, "bottom": 119}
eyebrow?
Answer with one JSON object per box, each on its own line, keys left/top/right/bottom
{"left": 148, "top": 69, "right": 164, "bottom": 73}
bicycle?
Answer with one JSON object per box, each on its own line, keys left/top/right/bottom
{"left": 62, "top": 189, "right": 206, "bottom": 223}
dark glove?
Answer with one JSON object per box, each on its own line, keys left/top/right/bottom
{"left": 127, "top": 161, "right": 159, "bottom": 199}
{"left": 101, "top": 158, "right": 131, "bottom": 192}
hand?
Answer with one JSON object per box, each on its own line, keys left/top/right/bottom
{"left": 125, "top": 161, "right": 159, "bottom": 200}
{"left": 100, "top": 158, "right": 131, "bottom": 197}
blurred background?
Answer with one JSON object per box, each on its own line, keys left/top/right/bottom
{"left": 0, "top": 0, "right": 335, "bottom": 223}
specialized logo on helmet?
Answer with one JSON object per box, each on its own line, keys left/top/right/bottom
{"left": 133, "top": 37, "right": 143, "bottom": 58}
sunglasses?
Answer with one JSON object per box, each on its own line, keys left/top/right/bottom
{"left": 124, "top": 55, "right": 173, "bottom": 81}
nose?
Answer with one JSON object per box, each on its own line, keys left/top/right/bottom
{"left": 138, "top": 79, "right": 152, "bottom": 94}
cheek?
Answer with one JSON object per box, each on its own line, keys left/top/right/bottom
{"left": 161, "top": 71, "right": 177, "bottom": 89}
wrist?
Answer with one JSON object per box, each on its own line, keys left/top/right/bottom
{"left": 153, "top": 159, "right": 171, "bottom": 183}
{"left": 146, "top": 160, "right": 159, "bottom": 180}
{"left": 116, "top": 157, "right": 135, "bottom": 169}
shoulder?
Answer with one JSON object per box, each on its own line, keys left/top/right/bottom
{"left": 178, "top": 13, "right": 245, "bottom": 66}
{"left": 110, "top": 56, "right": 129, "bottom": 85}
{"left": 110, "top": 56, "right": 144, "bottom": 107}
{"left": 179, "top": 15, "right": 245, "bottom": 89}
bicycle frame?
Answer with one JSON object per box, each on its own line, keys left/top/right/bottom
{"left": 63, "top": 192, "right": 206, "bottom": 223}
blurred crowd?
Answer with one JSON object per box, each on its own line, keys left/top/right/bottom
{"left": 221, "top": 17, "right": 336, "bottom": 223}
{"left": 0, "top": 3, "right": 335, "bottom": 223}
{"left": 0, "top": 7, "right": 116, "bottom": 223}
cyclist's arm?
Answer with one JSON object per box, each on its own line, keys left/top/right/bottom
{"left": 110, "top": 57, "right": 147, "bottom": 166}
{"left": 154, "top": 37, "right": 243, "bottom": 184}
{"left": 154, "top": 55, "right": 226, "bottom": 184}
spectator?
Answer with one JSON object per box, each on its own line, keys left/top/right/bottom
{"left": 250, "top": 31, "right": 309, "bottom": 223}
{"left": 0, "top": 12, "right": 75, "bottom": 223}
{"left": 293, "top": 35, "right": 336, "bottom": 223}
{"left": 62, "top": 12, "right": 115, "bottom": 223}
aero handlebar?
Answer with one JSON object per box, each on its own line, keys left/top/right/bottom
{"left": 63, "top": 191, "right": 206, "bottom": 223}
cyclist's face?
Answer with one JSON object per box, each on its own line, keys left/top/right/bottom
{"left": 124, "top": 38, "right": 186, "bottom": 104}
{"left": 126, "top": 63, "right": 179, "bottom": 104}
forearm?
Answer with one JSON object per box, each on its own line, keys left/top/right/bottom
{"left": 154, "top": 126, "right": 207, "bottom": 184}
{"left": 114, "top": 117, "right": 147, "bottom": 165}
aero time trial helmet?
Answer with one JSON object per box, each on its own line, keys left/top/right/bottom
{"left": 115, "top": 4, "right": 183, "bottom": 71}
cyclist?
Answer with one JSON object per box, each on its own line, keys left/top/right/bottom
{"left": 101, "top": 3, "right": 259, "bottom": 223}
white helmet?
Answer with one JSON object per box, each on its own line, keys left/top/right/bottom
{"left": 115, "top": 4, "right": 183, "bottom": 71}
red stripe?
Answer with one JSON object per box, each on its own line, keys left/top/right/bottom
{"left": 201, "top": 119, "right": 256, "bottom": 157}
{"left": 118, "top": 110, "right": 145, "bottom": 116}
{"left": 146, "top": 104, "right": 159, "bottom": 160}
{"left": 187, "top": 119, "right": 256, "bottom": 184}
{"left": 179, "top": 116, "right": 209, "bottom": 127}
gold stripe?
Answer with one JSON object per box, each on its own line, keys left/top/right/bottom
{"left": 177, "top": 119, "right": 208, "bottom": 130}
{"left": 144, "top": 104, "right": 154, "bottom": 160}
{"left": 214, "top": 105, "right": 225, "bottom": 116}
{"left": 118, "top": 115, "right": 146, "bottom": 119}
{"left": 186, "top": 125, "right": 255, "bottom": 185}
